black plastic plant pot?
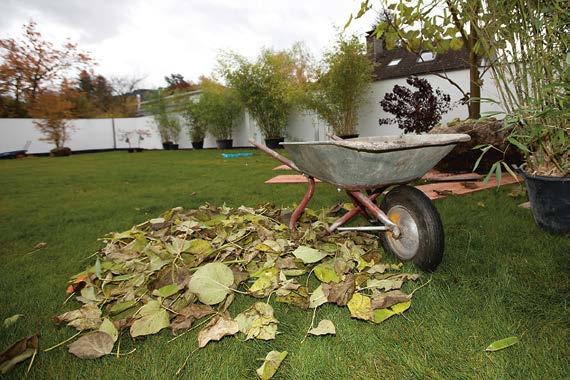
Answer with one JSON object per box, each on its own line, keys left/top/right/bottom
{"left": 265, "top": 137, "right": 284, "bottom": 149}
{"left": 519, "top": 168, "right": 570, "bottom": 234}
{"left": 135, "top": 148, "right": 144, "bottom": 152}
{"left": 192, "top": 141, "right": 204, "bottom": 150}
{"left": 128, "top": 148, "right": 135, "bottom": 153}
{"left": 216, "top": 139, "right": 233, "bottom": 149}
{"left": 170, "top": 144, "right": 179, "bottom": 150}
{"left": 162, "top": 142, "right": 171, "bottom": 150}
{"left": 338, "top": 134, "right": 359, "bottom": 139}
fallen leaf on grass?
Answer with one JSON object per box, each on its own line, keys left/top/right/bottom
{"left": 322, "top": 274, "right": 355, "bottom": 306}
{"left": 292, "top": 246, "right": 327, "bottom": 264}
{"left": 54, "top": 304, "right": 102, "bottom": 331}
{"left": 256, "top": 350, "right": 287, "bottom": 380}
{"left": 235, "top": 303, "right": 278, "bottom": 340}
{"left": 0, "top": 334, "right": 39, "bottom": 374}
{"left": 130, "top": 300, "right": 170, "bottom": 338}
{"left": 347, "top": 293, "right": 372, "bottom": 321}
{"left": 309, "top": 285, "right": 328, "bottom": 309}
{"left": 188, "top": 263, "right": 234, "bottom": 305}
{"left": 308, "top": 320, "right": 336, "bottom": 336}
{"left": 370, "top": 290, "right": 410, "bottom": 310}
{"left": 171, "top": 304, "right": 215, "bottom": 335}
{"left": 197, "top": 314, "right": 239, "bottom": 348}
{"left": 485, "top": 336, "right": 519, "bottom": 352}
{"left": 3, "top": 314, "right": 23, "bottom": 329}
{"left": 68, "top": 331, "right": 114, "bottom": 359}
{"left": 98, "top": 318, "right": 118, "bottom": 343}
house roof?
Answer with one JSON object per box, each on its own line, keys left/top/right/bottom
{"left": 366, "top": 36, "right": 472, "bottom": 80}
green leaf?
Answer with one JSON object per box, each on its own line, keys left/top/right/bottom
{"left": 68, "top": 331, "right": 114, "bottom": 359}
{"left": 99, "top": 318, "right": 119, "bottom": 343}
{"left": 186, "top": 239, "right": 213, "bottom": 255}
{"left": 292, "top": 246, "right": 327, "bottom": 264}
{"left": 3, "top": 314, "right": 23, "bottom": 329}
{"left": 391, "top": 300, "right": 411, "bottom": 314}
{"left": 314, "top": 262, "right": 341, "bottom": 283}
{"left": 256, "top": 351, "right": 288, "bottom": 380}
{"left": 109, "top": 300, "right": 137, "bottom": 316}
{"left": 485, "top": 336, "right": 519, "bottom": 352}
{"left": 249, "top": 267, "right": 279, "bottom": 297}
{"left": 372, "top": 308, "right": 395, "bottom": 323}
{"left": 130, "top": 305, "right": 170, "bottom": 338}
{"left": 188, "top": 263, "right": 234, "bottom": 305}
{"left": 152, "top": 284, "right": 181, "bottom": 298}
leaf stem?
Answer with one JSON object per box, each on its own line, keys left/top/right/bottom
{"left": 43, "top": 331, "right": 81, "bottom": 352}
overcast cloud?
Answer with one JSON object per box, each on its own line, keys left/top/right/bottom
{"left": 0, "top": 0, "right": 377, "bottom": 88}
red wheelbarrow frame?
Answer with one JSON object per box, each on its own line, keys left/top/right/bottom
{"left": 250, "top": 138, "right": 401, "bottom": 237}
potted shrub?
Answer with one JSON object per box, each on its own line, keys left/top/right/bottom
{"left": 29, "top": 91, "right": 75, "bottom": 157}
{"left": 304, "top": 34, "right": 373, "bottom": 138}
{"left": 220, "top": 47, "right": 303, "bottom": 148}
{"left": 198, "top": 78, "right": 243, "bottom": 149}
{"left": 135, "top": 128, "right": 151, "bottom": 152}
{"left": 119, "top": 130, "right": 136, "bottom": 153}
{"left": 474, "top": 0, "right": 569, "bottom": 234}
{"left": 182, "top": 98, "right": 207, "bottom": 149}
{"left": 145, "top": 89, "right": 180, "bottom": 150}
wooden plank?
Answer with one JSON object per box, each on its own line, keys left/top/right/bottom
{"left": 265, "top": 175, "right": 321, "bottom": 184}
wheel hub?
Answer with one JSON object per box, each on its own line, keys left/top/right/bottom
{"left": 386, "top": 206, "right": 420, "bottom": 260}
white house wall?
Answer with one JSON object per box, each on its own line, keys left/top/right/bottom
{"left": 0, "top": 69, "right": 507, "bottom": 154}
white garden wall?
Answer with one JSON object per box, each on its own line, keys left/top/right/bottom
{"left": 0, "top": 69, "right": 506, "bottom": 154}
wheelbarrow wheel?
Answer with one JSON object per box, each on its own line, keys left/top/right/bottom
{"left": 379, "top": 185, "right": 444, "bottom": 272}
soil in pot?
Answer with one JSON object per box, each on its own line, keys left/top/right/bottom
{"left": 192, "top": 141, "right": 204, "bottom": 150}
{"left": 216, "top": 139, "right": 233, "bottom": 149}
{"left": 50, "top": 147, "right": 72, "bottom": 157}
{"left": 265, "top": 138, "right": 284, "bottom": 149}
{"left": 520, "top": 169, "right": 570, "bottom": 234}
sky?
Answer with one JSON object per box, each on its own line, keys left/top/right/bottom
{"left": 0, "top": 0, "right": 378, "bottom": 89}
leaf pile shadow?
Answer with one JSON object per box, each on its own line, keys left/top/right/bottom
{"left": 55, "top": 204, "right": 422, "bottom": 374}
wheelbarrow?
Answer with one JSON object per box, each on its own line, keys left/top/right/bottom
{"left": 250, "top": 133, "right": 470, "bottom": 271}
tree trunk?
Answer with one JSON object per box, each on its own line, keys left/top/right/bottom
{"left": 468, "top": 3, "right": 481, "bottom": 119}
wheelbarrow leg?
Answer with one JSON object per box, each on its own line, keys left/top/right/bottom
{"left": 349, "top": 191, "right": 401, "bottom": 237}
{"left": 289, "top": 176, "right": 316, "bottom": 231}
{"left": 327, "top": 192, "right": 381, "bottom": 233}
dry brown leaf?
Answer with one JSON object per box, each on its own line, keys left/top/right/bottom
{"left": 370, "top": 290, "right": 411, "bottom": 310}
{"left": 197, "top": 314, "right": 239, "bottom": 348}
{"left": 322, "top": 274, "right": 355, "bottom": 306}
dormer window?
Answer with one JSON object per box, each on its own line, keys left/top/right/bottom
{"left": 417, "top": 51, "right": 436, "bottom": 62}
{"left": 387, "top": 58, "right": 402, "bottom": 66}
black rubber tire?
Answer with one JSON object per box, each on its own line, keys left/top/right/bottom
{"left": 379, "top": 185, "right": 444, "bottom": 272}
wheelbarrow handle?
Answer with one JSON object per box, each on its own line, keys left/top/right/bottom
{"left": 248, "top": 139, "right": 301, "bottom": 172}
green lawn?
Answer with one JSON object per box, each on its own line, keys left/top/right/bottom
{"left": 0, "top": 150, "right": 568, "bottom": 379}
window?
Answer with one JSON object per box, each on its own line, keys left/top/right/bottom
{"left": 387, "top": 58, "right": 402, "bottom": 66}
{"left": 417, "top": 51, "right": 436, "bottom": 62}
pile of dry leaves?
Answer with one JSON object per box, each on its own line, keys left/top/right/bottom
{"left": 4, "top": 203, "right": 424, "bottom": 378}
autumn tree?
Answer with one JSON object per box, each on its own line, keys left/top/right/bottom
{"left": 0, "top": 21, "right": 92, "bottom": 116}
{"left": 28, "top": 89, "right": 75, "bottom": 152}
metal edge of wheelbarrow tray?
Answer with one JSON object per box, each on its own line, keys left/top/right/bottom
{"left": 281, "top": 134, "right": 471, "bottom": 190}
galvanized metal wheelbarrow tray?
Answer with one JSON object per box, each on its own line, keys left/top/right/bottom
{"left": 250, "top": 133, "right": 470, "bottom": 271}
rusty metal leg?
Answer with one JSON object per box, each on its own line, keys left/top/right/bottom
{"left": 289, "top": 177, "right": 316, "bottom": 231}
{"left": 328, "top": 192, "right": 381, "bottom": 233}
{"left": 349, "top": 191, "right": 401, "bottom": 237}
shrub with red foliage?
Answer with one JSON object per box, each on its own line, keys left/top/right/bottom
{"left": 379, "top": 76, "right": 452, "bottom": 134}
